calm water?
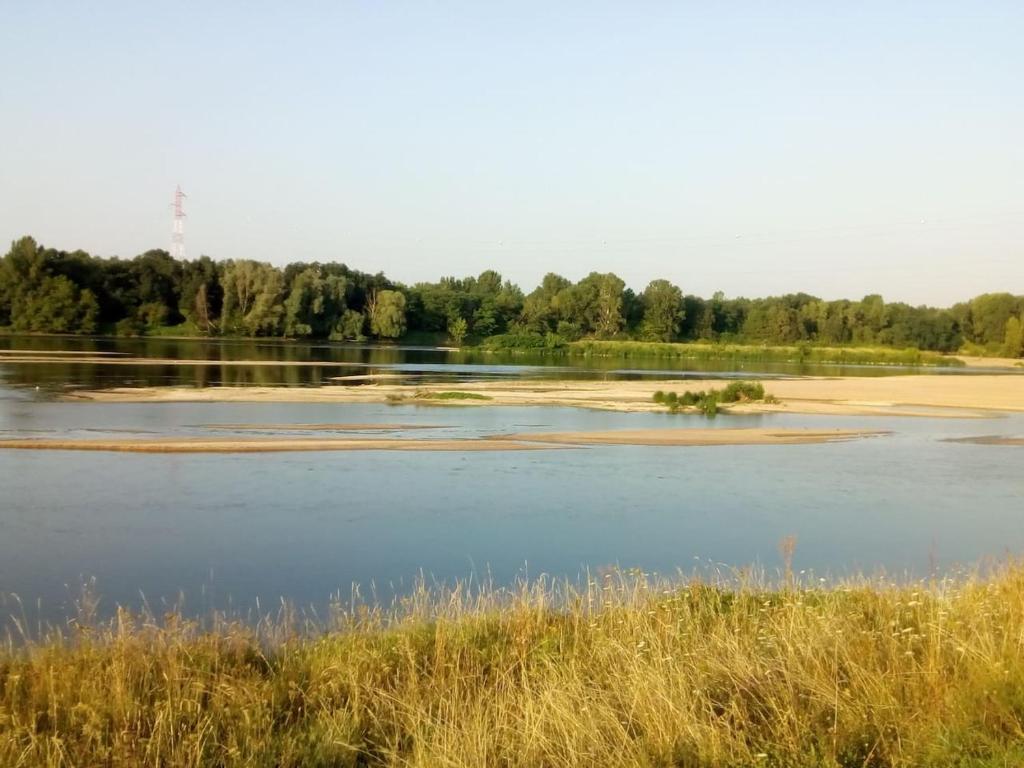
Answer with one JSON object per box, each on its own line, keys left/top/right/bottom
{"left": 1, "top": 383, "right": 1022, "bottom": 623}
{"left": 0, "top": 335, "right": 992, "bottom": 391}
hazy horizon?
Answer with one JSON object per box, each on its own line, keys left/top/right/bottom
{"left": 2, "top": 2, "right": 1022, "bottom": 306}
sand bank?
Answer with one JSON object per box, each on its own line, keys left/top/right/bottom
{"left": 506, "top": 428, "right": 888, "bottom": 446}
{"left": 196, "top": 423, "right": 443, "bottom": 432}
{"left": 0, "top": 437, "right": 550, "bottom": 453}
{"left": 944, "top": 436, "right": 1024, "bottom": 446}
{"left": 330, "top": 373, "right": 408, "bottom": 381}
{"left": 0, "top": 427, "right": 885, "bottom": 453}
{"left": 70, "top": 374, "right": 1024, "bottom": 417}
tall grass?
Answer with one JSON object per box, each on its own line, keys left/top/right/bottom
{"left": 2, "top": 566, "right": 1024, "bottom": 766}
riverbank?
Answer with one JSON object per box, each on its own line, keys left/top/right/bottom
{"left": 3, "top": 566, "right": 1024, "bottom": 766}
{"left": 510, "top": 338, "right": 965, "bottom": 367}
{"left": 71, "top": 373, "right": 1024, "bottom": 417}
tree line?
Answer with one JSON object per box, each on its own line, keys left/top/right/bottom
{"left": 2, "top": 236, "right": 1022, "bottom": 356}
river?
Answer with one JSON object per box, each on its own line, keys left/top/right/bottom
{"left": 0, "top": 336, "right": 1021, "bottom": 625}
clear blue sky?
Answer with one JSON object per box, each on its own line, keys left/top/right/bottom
{"left": 2, "top": 1, "right": 1021, "bottom": 305}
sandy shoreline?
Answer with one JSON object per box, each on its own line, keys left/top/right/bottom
{"left": 67, "top": 374, "right": 1024, "bottom": 418}
{"left": 0, "top": 428, "right": 886, "bottom": 453}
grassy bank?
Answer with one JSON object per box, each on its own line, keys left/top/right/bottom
{"left": 569, "top": 340, "right": 960, "bottom": 366}
{"left": 3, "top": 567, "right": 1024, "bottom": 767}
{"left": 478, "top": 336, "right": 964, "bottom": 366}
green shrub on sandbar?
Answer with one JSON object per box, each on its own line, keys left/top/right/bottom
{"left": 653, "top": 380, "right": 773, "bottom": 416}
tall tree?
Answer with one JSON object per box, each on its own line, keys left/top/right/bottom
{"left": 1004, "top": 315, "right": 1024, "bottom": 358}
{"left": 367, "top": 290, "right": 407, "bottom": 339}
{"left": 640, "top": 279, "right": 683, "bottom": 341}
{"left": 220, "top": 260, "right": 284, "bottom": 336}
{"left": 283, "top": 267, "right": 348, "bottom": 338}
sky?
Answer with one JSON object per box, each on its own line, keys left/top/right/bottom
{"left": 1, "top": 1, "right": 1021, "bottom": 306}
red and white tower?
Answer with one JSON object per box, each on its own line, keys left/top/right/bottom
{"left": 171, "top": 185, "right": 187, "bottom": 259}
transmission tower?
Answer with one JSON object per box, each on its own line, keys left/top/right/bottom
{"left": 171, "top": 185, "right": 187, "bottom": 259}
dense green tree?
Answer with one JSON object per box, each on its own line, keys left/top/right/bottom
{"left": 1004, "top": 315, "right": 1024, "bottom": 358}
{"left": 0, "top": 237, "right": 99, "bottom": 333}
{"left": 283, "top": 267, "right": 349, "bottom": 338}
{"left": 0, "top": 234, "right": 1016, "bottom": 353}
{"left": 963, "top": 293, "right": 1022, "bottom": 346}
{"left": 520, "top": 273, "right": 571, "bottom": 333}
{"left": 220, "top": 260, "right": 284, "bottom": 336}
{"left": 571, "top": 272, "right": 626, "bottom": 338}
{"left": 448, "top": 315, "right": 468, "bottom": 345}
{"left": 131, "top": 250, "right": 183, "bottom": 326}
{"left": 367, "top": 289, "right": 406, "bottom": 339}
{"left": 11, "top": 275, "right": 99, "bottom": 333}
{"left": 640, "top": 279, "right": 683, "bottom": 341}
{"left": 180, "top": 256, "right": 223, "bottom": 334}
{"left": 337, "top": 309, "right": 366, "bottom": 341}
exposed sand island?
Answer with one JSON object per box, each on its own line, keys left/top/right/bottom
{"left": 499, "top": 428, "right": 889, "bottom": 446}
{"left": 944, "top": 435, "right": 1024, "bottom": 446}
{"left": 0, "top": 428, "right": 885, "bottom": 453}
{"left": 194, "top": 423, "right": 443, "bottom": 432}
{"left": 70, "top": 374, "right": 1024, "bottom": 417}
{"left": 0, "top": 436, "right": 547, "bottom": 453}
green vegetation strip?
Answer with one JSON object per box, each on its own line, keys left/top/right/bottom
{"left": 4, "top": 236, "right": 1022, "bottom": 361}
{"left": 654, "top": 380, "right": 777, "bottom": 416}
{"left": 415, "top": 391, "right": 492, "bottom": 401}
{"left": 3, "top": 567, "right": 1024, "bottom": 765}
{"left": 483, "top": 337, "right": 964, "bottom": 366}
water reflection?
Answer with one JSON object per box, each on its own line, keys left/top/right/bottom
{"left": 0, "top": 335, "right": 984, "bottom": 391}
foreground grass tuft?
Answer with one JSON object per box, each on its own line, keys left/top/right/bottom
{"left": 3, "top": 566, "right": 1024, "bottom": 766}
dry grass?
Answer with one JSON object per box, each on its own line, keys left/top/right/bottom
{"left": 3, "top": 566, "right": 1024, "bottom": 767}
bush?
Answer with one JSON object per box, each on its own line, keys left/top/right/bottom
{"left": 654, "top": 380, "right": 771, "bottom": 417}
{"left": 700, "top": 396, "right": 719, "bottom": 417}
{"left": 720, "top": 380, "right": 765, "bottom": 403}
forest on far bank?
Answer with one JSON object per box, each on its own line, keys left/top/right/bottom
{"left": 2, "top": 236, "right": 1022, "bottom": 357}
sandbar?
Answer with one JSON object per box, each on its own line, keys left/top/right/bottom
{"left": 944, "top": 436, "right": 1024, "bottom": 446}
{"left": 0, "top": 427, "right": 887, "bottom": 453}
{"left": 0, "top": 436, "right": 551, "bottom": 453}
{"left": 505, "top": 428, "right": 889, "bottom": 446}
{"left": 69, "top": 374, "right": 1024, "bottom": 418}
{"left": 195, "top": 423, "right": 443, "bottom": 432}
